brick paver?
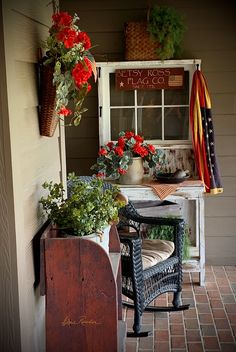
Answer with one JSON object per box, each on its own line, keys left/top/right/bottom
{"left": 124, "top": 265, "right": 236, "bottom": 351}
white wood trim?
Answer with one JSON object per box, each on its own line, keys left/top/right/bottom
{"left": 97, "top": 60, "right": 201, "bottom": 147}
{"left": 199, "top": 197, "right": 205, "bottom": 286}
{"left": 59, "top": 120, "right": 67, "bottom": 192}
{"left": 96, "top": 59, "right": 201, "bottom": 68}
{"left": 0, "top": 5, "right": 21, "bottom": 347}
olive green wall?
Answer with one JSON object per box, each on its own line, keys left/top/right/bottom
{"left": 60, "top": 0, "right": 236, "bottom": 265}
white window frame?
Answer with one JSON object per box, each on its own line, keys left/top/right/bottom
{"left": 97, "top": 59, "right": 201, "bottom": 148}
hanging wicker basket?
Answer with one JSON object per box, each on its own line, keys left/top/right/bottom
{"left": 39, "top": 64, "right": 58, "bottom": 137}
{"left": 124, "top": 22, "right": 160, "bottom": 61}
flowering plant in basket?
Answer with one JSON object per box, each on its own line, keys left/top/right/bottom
{"left": 91, "top": 131, "right": 162, "bottom": 179}
{"left": 42, "top": 11, "right": 96, "bottom": 126}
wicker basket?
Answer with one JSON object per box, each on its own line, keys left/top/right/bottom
{"left": 125, "top": 22, "right": 160, "bottom": 61}
{"left": 39, "top": 65, "right": 58, "bottom": 137}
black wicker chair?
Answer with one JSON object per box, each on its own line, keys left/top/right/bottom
{"left": 118, "top": 201, "right": 189, "bottom": 337}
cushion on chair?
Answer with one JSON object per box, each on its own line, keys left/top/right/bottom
{"left": 141, "top": 239, "right": 175, "bottom": 269}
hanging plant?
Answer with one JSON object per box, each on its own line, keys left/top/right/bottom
{"left": 41, "top": 11, "right": 96, "bottom": 128}
{"left": 147, "top": 5, "right": 185, "bottom": 60}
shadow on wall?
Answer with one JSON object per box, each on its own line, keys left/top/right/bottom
{"left": 32, "top": 220, "right": 50, "bottom": 290}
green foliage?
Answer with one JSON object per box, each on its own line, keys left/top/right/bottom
{"left": 147, "top": 5, "right": 185, "bottom": 60}
{"left": 39, "top": 173, "right": 125, "bottom": 236}
{"left": 147, "top": 223, "right": 191, "bottom": 260}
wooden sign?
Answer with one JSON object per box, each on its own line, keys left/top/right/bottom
{"left": 116, "top": 67, "right": 184, "bottom": 90}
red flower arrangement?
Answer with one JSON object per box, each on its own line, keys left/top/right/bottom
{"left": 91, "top": 131, "right": 162, "bottom": 179}
{"left": 43, "top": 11, "right": 96, "bottom": 126}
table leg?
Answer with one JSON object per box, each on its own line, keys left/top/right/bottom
{"left": 198, "top": 196, "right": 205, "bottom": 286}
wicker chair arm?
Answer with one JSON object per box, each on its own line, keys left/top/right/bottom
{"left": 125, "top": 211, "right": 184, "bottom": 227}
{"left": 119, "top": 235, "right": 142, "bottom": 249}
{"left": 119, "top": 201, "right": 185, "bottom": 258}
{"left": 134, "top": 214, "right": 184, "bottom": 226}
{"left": 120, "top": 201, "right": 183, "bottom": 225}
{"left": 119, "top": 233, "right": 139, "bottom": 241}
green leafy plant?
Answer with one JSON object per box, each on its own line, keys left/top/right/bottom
{"left": 39, "top": 173, "right": 125, "bottom": 236}
{"left": 147, "top": 222, "right": 191, "bottom": 260}
{"left": 147, "top": 5, "right": 185, "bottom": 60}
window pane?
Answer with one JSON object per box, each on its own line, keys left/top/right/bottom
{"left": 137, "top": 89, "right": 161, "bottom": 106}
{"left": 164, "top": 71, "right": 189, "bottom": 105}
{"left": 110, "top": 73, "right": 134, "bottom": 106}
{"left": 137, "top": 108, "right": 162, "bottom": 140}
{"left": 111, "top": 108, "right": 135, "bottom": 140}
{"left": 164, "top": 107, "right": 189, "bottom": 140}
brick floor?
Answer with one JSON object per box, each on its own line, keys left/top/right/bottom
{"left": 124, "top": 266, "right": 236, "bottom": 351}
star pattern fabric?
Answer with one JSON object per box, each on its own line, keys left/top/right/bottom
{"left": 190, "top": 68, "right": 223, "bottom": 194}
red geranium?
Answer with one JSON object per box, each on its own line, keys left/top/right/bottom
{"left": 99, "top": 148, "right": 108, "bottom": 156}
{"left": 106, "top": 142, "right": 114, "bottom": 150}
{"left": 125, "top": 131, "right": 135, "bottom": 139}
{"left": 96, "top": 172, "right": 105, "bottom": 178}
{"left": 57, "top": 107, "right": 72, "bottom": 116}
{"left": 43, "top": 11, "right": 95, "bottom": 127}
{"left": 87, "top": 84, "right": 92, "bottom": 93}
{"left": 134, "top": 135, "right": 144, "bottom": 143}
{"left": 77, "top": 31, "right": 91, "bottom": 50}
{"left": 118, "top": 137, "right": 125, "bottom": 149}
{"left": 91, "top": 131, "right": 161, "bottom": 180}
{"left": 133, "top": 143, "right": 149, "bottom": 157}
{"left": 52, "top": 12, "right": 72, "bottom": 27}
{"left": 72, "top": 57, "right": 92, "bottom": 87}
{"left": 114, "top": 146, "right": 124, "bottom": 157}
{"left": 118, "top": 168, "right": 126, "bottom": 175}
{"left": 147, "top": 144, "right": 156, "bottom": 154}
{"left": 57, "top": 28, "right": 79, "bottom": 48}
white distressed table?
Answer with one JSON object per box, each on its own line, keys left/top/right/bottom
{"left": 117, "top": 179, "right": 205, "bottom": 286}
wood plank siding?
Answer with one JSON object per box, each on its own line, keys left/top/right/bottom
{"left": 61, "top": 0, "right": 236, "bottom": 265}
{"left": 0, "top": 1, "right": 63, "bottom": 351}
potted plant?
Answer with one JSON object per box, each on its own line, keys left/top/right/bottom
{"left": 147, "top": 5, "right": 185, "bottom": 60}
{"left": 40, "top": 11, "right": 96, "bottom": 136}
{"left": 39, "top": 173, "right": 126, "bottom": 253}
{"left": 91, "top": 131, "right": 164, "bottom": 184}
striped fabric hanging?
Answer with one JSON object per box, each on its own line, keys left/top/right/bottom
{"left": 190, "top": 68, "right": 223, "bottom": 194}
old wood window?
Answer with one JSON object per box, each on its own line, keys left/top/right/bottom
{"left": 97, "top": 60, "right": 200, "bottom": 147}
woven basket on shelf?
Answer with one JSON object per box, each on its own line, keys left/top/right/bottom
{"left": 125, "top": 22, "right": 160, "bottom": 61}
{"left": 39, "top": 65, "right": 58, "bottom": 137}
